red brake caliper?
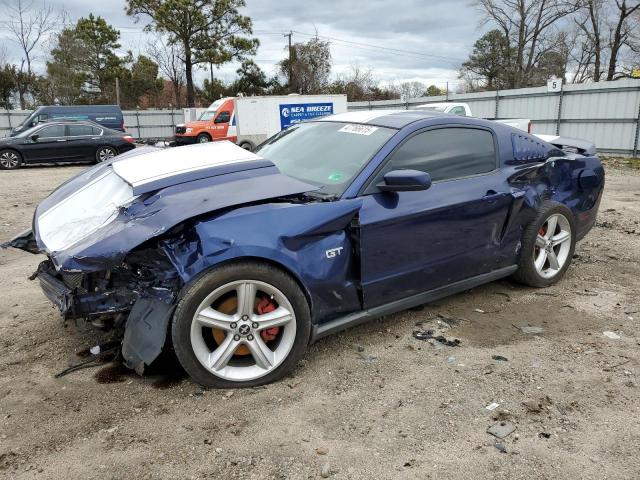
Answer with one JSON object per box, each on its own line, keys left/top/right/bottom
{"left": 256, "top": 296, "right": 279, "bottom": 342}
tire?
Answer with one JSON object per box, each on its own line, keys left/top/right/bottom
{"left": 513, "top": 201, "right": 577, "bottom": 288}
{"left": 239, "top": 141, "right": 254, "bottom": 151}
{"left": 95, "top": 146, "right": 117, "bottom": 163}
{"left": 171, "top": 261, "right": 311, "bottom": 388}
{"left": 196, "top": 133, "right": 211, "bottom": 144}
{"left": 0, "top": 149, "right": 22, "bottom": 170}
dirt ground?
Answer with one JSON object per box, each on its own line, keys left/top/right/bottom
{"left": 0, "top": 161, "right": 639, "bottom": 480}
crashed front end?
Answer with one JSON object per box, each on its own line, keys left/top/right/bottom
{"left": 4, "top": 142, "right": 315, "bottom": 373}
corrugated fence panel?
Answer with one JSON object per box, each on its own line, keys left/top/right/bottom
{"left": 346, "top": 79, "right": 640, "bottom": 155}
{"left": 0, "top": 110, "right": 30, "bottom": 133}
{"left": 3, "top": 81, "right": 640, "bottom": 153}
{"left": 123, "top": 110, "right": 181, "bottom": 139}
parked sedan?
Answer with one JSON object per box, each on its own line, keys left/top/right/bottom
{"left": 3, "top": 111, "right": 604, "bottom": 388}
{"left": 0, "top": 121, "right": 135, "bottom": 169}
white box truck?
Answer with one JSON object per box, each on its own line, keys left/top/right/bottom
{"left": 175, "top": 94, "right": 348, "bottom": 150}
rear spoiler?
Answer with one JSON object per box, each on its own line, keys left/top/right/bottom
{"left": 534, "top": 134, "right": 596, "bottom": 156}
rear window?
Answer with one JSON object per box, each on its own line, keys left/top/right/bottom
{"left": 69, "top": 124, "right": 101, "bottom": 136}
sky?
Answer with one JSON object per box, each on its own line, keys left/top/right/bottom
{"left": 0, "top": 0, "right": 486, "bottom": 90}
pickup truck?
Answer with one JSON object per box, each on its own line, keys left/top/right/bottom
{"left": 414, "top": 102, "right": 532, "bottom": 133}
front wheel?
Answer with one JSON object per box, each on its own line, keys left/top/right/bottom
{"left": 171, "top": 262, "right": 311, "bottom": 388}
{"left": 95, "top": 146, "right": 117, "bottom": 163}
{"left": 0, "top": 149, "right": 22, "bottom": 170}
{"left": 513, "top": 201, "right": 576, "bottom": 287}
{"left": 196, "top": 133, "right": 211, "bottom": 144}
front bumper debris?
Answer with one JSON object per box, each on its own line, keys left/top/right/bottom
{"left": 38, "top": 270, "right": 74, "bottom": 313}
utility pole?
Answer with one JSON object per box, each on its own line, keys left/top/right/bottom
{"left": 284, "top": 31, "right": 293, "bottom": 92}
{"left": 115, "top": 77, "right": 120, "bottom": 106}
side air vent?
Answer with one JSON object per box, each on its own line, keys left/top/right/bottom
{"left": 511, "top": 133, "right": 549, "bottom": 162}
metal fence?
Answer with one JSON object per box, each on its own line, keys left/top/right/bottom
{"left": 0, "top": 109, "right": 183, "bottom": 139}
{"left": 2, "top": 79, "right": 640, "bottom": 154}
{"left": 348, "top": 78, "right": 640, "bottom": 156}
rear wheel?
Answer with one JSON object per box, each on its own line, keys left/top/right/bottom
{"left": 95, "top": 146, "right": 117, "bottom": 163}
{"left": 513, "top": 201, "right": 576, "bottom": 287}
{"left": 239, "top": 141, "right": 254, "bottom": 151}
{"left": 196, "top": 133, "right": 211, "bottom": 144}
{"left": 0, "top": 149, "right": 22, "bottom": 170}
{"left": 171, "top": 262, "right": 311, "bottom": 388}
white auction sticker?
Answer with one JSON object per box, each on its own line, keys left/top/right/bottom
{"left": 339, "top": 124, "right": 379, "bottom": 135}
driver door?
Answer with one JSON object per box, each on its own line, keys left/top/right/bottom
{"left": 358, "top": 126, "right": 513, "bottom": 309}
{"left": 212, "top": 110, "right": 231, "bottom": 141}
{"left": 19, "top": 124, "right": 68, "bottom": 163}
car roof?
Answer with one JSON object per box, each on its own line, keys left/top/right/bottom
{"left": 317, "top": 109, "right": 452, "bottom": 129}
{"left": 35, "top": 105, "right": 121, "bottom": 111}
{"left": 38, "top": 119, "right": 102, "bottom": 127}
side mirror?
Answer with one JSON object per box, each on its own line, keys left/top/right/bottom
{"left": 30, "top": 134, "right": 39, "bottom": 142}
{"left": 377, "top": 169, "right": 432, "bottom": 192}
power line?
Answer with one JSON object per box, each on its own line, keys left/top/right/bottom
{"left": 291, "top": 30, "right": 464, "bottom": 64}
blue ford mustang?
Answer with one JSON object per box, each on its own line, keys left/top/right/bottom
{"left": 4, "top": 110, "right": 605, "bottom": 387}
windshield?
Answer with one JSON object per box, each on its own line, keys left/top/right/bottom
{"left": 15, "top": 112, "right": 35, "bottom": 129}
{"left": 199, "top": 110, "right": 216, "bottom": 121}
{"left": 14, "top": 123, "right": 42, "bottom": 138}
{"left": 256, "top": 121, "right": 396, "bottom": 196}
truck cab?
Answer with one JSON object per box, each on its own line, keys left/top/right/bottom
{"left": 175, "top": 97, "right": 237, "bottom": 145}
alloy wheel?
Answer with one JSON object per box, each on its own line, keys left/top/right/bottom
{"left": 0, "top": 151, "right": 20, "bottom": 169}
{"left": 190, "top": 280, "right": 297, "bottom": 382}
{"left": 97, "top": 147, "right": 116, "bottom": 162}
{"left": 533, "top": 213, "right": 572, "bottom": 279}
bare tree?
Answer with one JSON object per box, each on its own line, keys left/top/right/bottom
{"left": 606, "top": 0, "right": 640, "bottom": 79}
{"left": 147, "top": 36, "right": 186, "bottom": 107}
{"left": 394, "top": 81, "right": 427, "bottom": 100}
{"left": 2, "top": 0, "right": 57, "bottom": 108}
{"left": 475, "top": 0, "right": 580, "bottom": 88}
{"left": 572, "top": 0, "right": 604, "bottom": 81}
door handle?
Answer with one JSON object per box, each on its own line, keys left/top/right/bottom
{"left": 56, "top": 139, "right": 67, "bottom": 142}
{"left": 482, "top": 190, "right": 503, "bottom": 202}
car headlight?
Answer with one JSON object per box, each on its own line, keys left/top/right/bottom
{"left": 185, "top": 128, "right": 193, "bottom": 133}
{"left": 37, "top": 168, "right": 136, "bottom": 252}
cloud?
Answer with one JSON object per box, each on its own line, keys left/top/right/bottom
{"left": 1, "top": 0, "right": 482, "bottom": 87}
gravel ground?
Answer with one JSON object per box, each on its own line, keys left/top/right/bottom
{"left": 0, "top": 162, "right": 639, "bottom": 480}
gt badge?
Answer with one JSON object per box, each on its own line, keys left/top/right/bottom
{"left": 325, "top": 247, "right": 343, "bottom": 258}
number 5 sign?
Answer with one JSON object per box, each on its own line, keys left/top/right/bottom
{"left": 547, "top": 77, "right": 562, "bottom": 92}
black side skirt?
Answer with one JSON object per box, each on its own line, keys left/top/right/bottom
{"left": 310, "top": 265, "right": 518, "bottom": 343}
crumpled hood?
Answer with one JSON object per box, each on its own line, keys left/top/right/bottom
{"left": 27, "top": 142, "right": 317, "bottom": 272}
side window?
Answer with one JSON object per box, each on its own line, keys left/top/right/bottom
{"left": 387, "top": 128, "right": 496, "bottom": 182}
{"left": 449, "top": 106, "right": 467, "bottom": 116}
{"left": 68, "top": 124, "right": 97, "bottom": 136}
{"left": 214, "top": 111, "right": 230, "bottom": 123}
{"left": 36, "top": 124, "right": 66, "bottom": 138}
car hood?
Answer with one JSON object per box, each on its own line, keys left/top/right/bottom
{"left": 0, "top": 135, "right": 20, "bottom": 144}
{"left": 16, "top": 141, "right": 317, "bottom": 272}
{"left": 183, "top": 120, "right": 210, "bottom": 129}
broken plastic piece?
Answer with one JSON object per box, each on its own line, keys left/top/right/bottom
{"left": 487, "top": 421, "right": 516, "bottom": 439}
